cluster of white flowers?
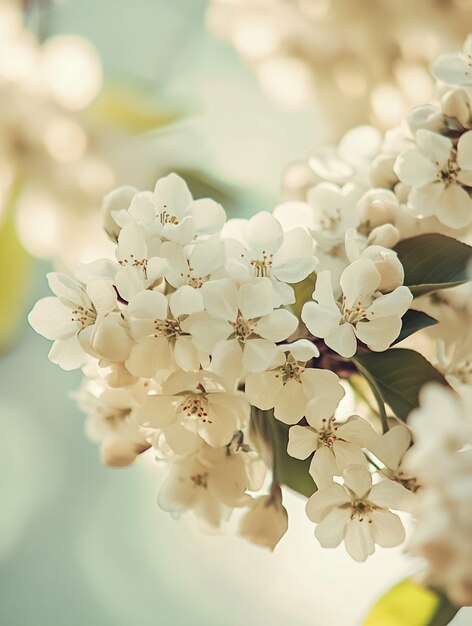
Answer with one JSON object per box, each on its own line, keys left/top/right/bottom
{"left": 29, "top": 169, "right": 416, "bottom": 553}
{"left": 29, "top": 34, "right": 472, "bottom": 588}
{"left": 406, "top": 384, "right": 472, "bottom": 606}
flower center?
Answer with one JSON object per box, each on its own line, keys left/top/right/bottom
{"left": 153, "top": 318, "right": 181, "bottom": 340}
{"left": 350, "top": 498, "right": 376, "bottom": 521}
{"left": 190, "top": 472, "right": 208, "bottom": 488}
{"left": 180, "top": 393, "right": 210, "bottom": 421}
{"left": 339, "top": 296, "right": 368, "bottom": 324}
{"left": 179, "top": 264, "right": 203, "bottom": 288}
{"left": 119, "top": 253, "right": 148, "bottom": 276}
{"left": 435, "top": 154, "right": 460, "bottom": 186}
{"left": 71, "top": 305, "right": 96, "bottom": 329}
{"left": 250, "top": 251, "right": 273, "bottom": 277}
{"left": 318, "top": 417, "right": 338, "bottom": 447}
{"left": 278, "top": 356, "right": 305, "bottom": 383}
{"left": 158, "top": 205, "right": 179, "bottom": 225}
{"left": 231, "top": 314, "right": 254, "bottom": 342}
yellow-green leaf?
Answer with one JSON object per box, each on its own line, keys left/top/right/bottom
{"left": 88, "top": 84, "right": 181, "bottom": 133}
{"left": 0, "top": 182, "right": 32, "bottom": 352}
{"left": 362, "top": 579, "right": 458, "bottom": 626}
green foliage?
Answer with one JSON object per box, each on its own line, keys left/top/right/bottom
{"left": 353, "top": 348, "right": 447, "bottom": 421}
{"left": 362, "top": 579, "right": 459, "bottom": 626}
{"left": 392, "top": 309, "right": 438, "bottom": 345}
{"left": 251, "top": 408, "right": 316, "bottom": 498}
{"left": 394, "top": 233, "right": 472, "bottom": 296}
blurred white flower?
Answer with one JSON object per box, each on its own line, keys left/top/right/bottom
{"left": 432, "top": 34, "right": 472, "bottom": 86}
{"left": 239, "top": 490, "right": 288, "bottom": 550}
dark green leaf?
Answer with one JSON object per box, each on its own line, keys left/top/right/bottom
{"left": 354, "top": 348, "right": 447, "bottom": 420}
{"left": 250, "top": 408, "right": 316, "bottom": 498}
{"left": 394, "top": 234, "right": 472, "bottom": 296}
{"left": 271, "top": 419, "right": 317, "bottom": 498}
{"left": 392, "top": 309, "right": 438, "bottom": 345}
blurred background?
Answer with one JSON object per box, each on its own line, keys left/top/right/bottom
{"left": 0, "top": 1, "right": 471, "bottom": 624}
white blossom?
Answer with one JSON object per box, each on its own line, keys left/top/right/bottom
{"left": 239, "top": 491, "right": 288, "bottom": 550}
{"left": 306, "top": 465, "right": 409, "bottom": 561}
{"left": 301, "top": 259, "right": 412, "bottom": 358}
{"left": 394, "top": 129, "right": 472, "bottom": 229}
{"left": 288, "top": 415, "right": 378, "bottom": 487}
{"left": 432, "top": 34, "right": 472, "bottom": 86}
{"left": 245, "top": 340, "right": 345, "bottom": 426}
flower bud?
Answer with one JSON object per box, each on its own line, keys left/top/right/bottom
{"left": 368, "top": 223, "right": 400, "bottom": 248}
{"left": 357, "top": 188, "right": 399, "bottom": 229}
{"left": 407, "top": 104, "right": 444, "bottom": 134}
{"left": 362, "top": 246, "right": 404, "bottom": 292}
{"left": 101, "top": 436, "right": 138, "bottom": 467}
{"left": 101, "top": 185, "right": 137, "bottom": 242}
{"left": 239, "top": 494, "right": 288, "bottom": 550}
{"left": 369, "top": 154, "right": 397, "bottom": 188}
{"left": 441, "top": 89, "right": 471, "bottom": 127}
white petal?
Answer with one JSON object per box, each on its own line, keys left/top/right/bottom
{"left": 436, "top": 184, "right": 472, "bottom": 229}
{"left": 286, "top": 339, "right": 319, "bottom": 362}
{"left": 457, "top": 130, "right": 472, "bottom": 170}
{"left": 340, "top": 258, "right": 381, "bottom": 308}
{"left": 312, "top": 270, "right": 335, "bottom": 306}
{"left": 174, "top": 336, "right": 201, "bottom": 371}
{"left": 245, "top": 371, "right": 283, "bottom": 410}
{"left": 305, "top": 483, "right": 350, "bottom": 522}
{"left": 256, "top": 309, "right": 299, "bottom": 342}
{"left": 343, "top": 464, "right": 372, "bottom": 498}
{"left": 369, "top": 509, "right": 405, "bottom": 548}
{"left": 309, "top": 446, "right": 337, "bottom": 487}
{"left": 336, "top": 416, "right": 379, "bottom": 448}
{"left": 314, "top": 506, "right": 350, "bottom": 548}
{"left": 190, "top": 198, "right": 226, "bottom": 234}
{"left": 48, "top": 336, "right": 85, "bottom": 370}
{"left": 238, "top": 279, "right": 274, "bottom": 320}
{"left": 344, "top": 518, "right": 375, "bottom": 562}
{"left": 246, "top": 211, "right": 283, "bottom": 255}
{"left": 416, "top": 129, "right": 452, "bottom": 166}
{"left": 242, "top": 338, "right": 279, "bottom": 373}
{"left": 287, "top": 425, "right": 318, "bottom": 460}
{"left": 354, "top": 316, "right": 402, "bottom": 351}
{"left": 127, "top": 290, "right": 168, "bottom": 321}
{"left": 273, "top": 379, "right": 309, "bottom": 424}
{"left": 394, "top": 150, "right": 436, "bottom": 186}
{"left": 92, "top": 314, "right": 132, "bottom": 362}
{"left": 366, "top": 287, "right": 413, "bottom": 319}
{"left": 303, "top": 369, "right": 345, "bottom": 426}
{"left": 369, "top": 479, "right": 414, "bottom": 512}
{"left": 325, "top": 323, "right": 357, "bottom": 358}
{"left": 432, "top": 54, "right": 472, "bottom": 86}
{"left": 28, "top": 297, "right": 76, "bottom": 340}
{"left": 201, "top": 279, "right": 238, "bottom": 321}
{"left": 125, "top": 336, "right": 171, "bottom": 377}
{"left": 301, "top": 301, "right": 341, "bottom": 338}
{"left": 86, "top": 279, "right": 116, "bottom": 316}
{"left": 332, "top": 440, "right": 366, "bottom": 474}
{"left": 154, "top": 173, "right": 192, "bottom": 217}
{"left": 137, "top": 395, "right": 177, "bottom": 428}
{"left": 409, "top": 183, "right": 445, "bottom": 218}
{"left": 169, "top": 285, "right": 204, "bottom": 318}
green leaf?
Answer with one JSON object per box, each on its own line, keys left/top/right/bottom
{"left": 362, "top": 579, "right": 459, "bottom": 626}
{"left": 250, "top": 408, "right": 316, "bottom": 498}
{"left": 392, "top": 309, "right": 438, "bottom": 345}
{"left": 0, "top": 180, "right": 31, "bottom": 353}
{"left": 353, "top": 348, "right": 447, "bottom": 421}
{"left": 394, "top": 233, "right": 472, "bottom": 296}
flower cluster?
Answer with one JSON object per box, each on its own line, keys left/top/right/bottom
{"left": 29, "top": 34, "right": 472, "bottom": 591}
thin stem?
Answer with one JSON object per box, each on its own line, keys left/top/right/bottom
{"left": 352, "top": 358, "right": 389, "bottom": 434}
